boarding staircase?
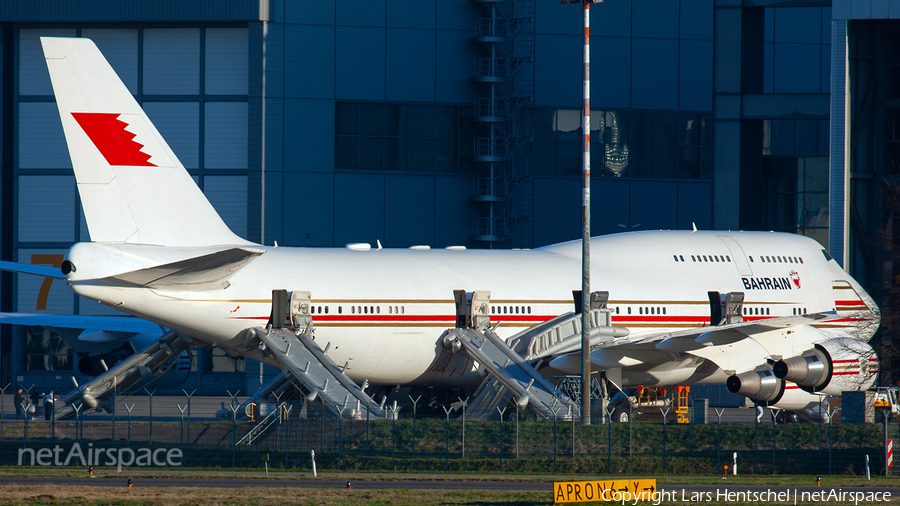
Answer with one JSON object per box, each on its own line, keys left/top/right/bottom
{"left": 237, "top": 401, "right": 291, "bottom": 446}
{"left": 444, "top": 290, "right": 629, "bottom": 420}
{"left": 241, "top": 290, "right": 389, "bottom": 420}
{"left": 50, "top": 330, "right": 194, "bottom": 419}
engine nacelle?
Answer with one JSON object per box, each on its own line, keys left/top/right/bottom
{"left": 772, "top": 338, "right": 878, "bottom": 395}
{"left": 726, "top": 366, "right": 784, "bottom": 404}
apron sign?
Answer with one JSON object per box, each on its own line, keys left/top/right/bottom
{"left": 553, "top": 479, "right": 657, "bottom": 503}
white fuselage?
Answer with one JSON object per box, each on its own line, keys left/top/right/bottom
{"left": 64, "top": 230, "right": 879, "bottom": 390}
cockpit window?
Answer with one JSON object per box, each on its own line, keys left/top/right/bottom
{"left": 822, "top": 249, "right": 833, "bottom": 262}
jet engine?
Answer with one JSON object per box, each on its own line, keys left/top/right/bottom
{"left": 726, "top": 366, "right": 784, "bottom": 404}
{"left": 772, "top": 338, "right": 878, "bottom": 395}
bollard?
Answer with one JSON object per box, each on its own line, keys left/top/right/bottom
{"left": 89, "top": 466, "right": 94, "bottom": 478}
{"left": 816, "top": 476, "right": 821, "bottom": 487}
{"left": 346, "top": 481, "right": 351, "bottom": 490}
{"left": 311, "top": 449, "right": 317, "bottom": 477}
{"left": 127, "top": 479, "right": 133, "bottom": 488}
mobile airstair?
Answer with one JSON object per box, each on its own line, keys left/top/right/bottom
{"left": 242, "top": 290, "right": 389, "bottom": 420}
{"left": 443, "top": 290, "right": 628, "bottom": 420}
{"left": 51, "top": 330, "right": 193, "bottom": 419}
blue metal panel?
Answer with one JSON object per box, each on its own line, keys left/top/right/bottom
{"left": 532, "top": 178, "right": 580, "bottom": 247}
{"left": 851, "top": 0, "right": 872, "bottom": 18}
{"left": 765, "top": 8, "right": 774, "bottom": 43}
{"left": 679, "top": 40, "right": 713, "bottom": 112}
{"left": 592, "top": 179, "right": 630, "bottom": 237}
{"left": 773, "top": 43, "right": 821, "bottom": 94}
{"left": 833, "top": 0, "right": 852, "bottom": 20}
{"left": 763, "top": 42, "right": 774, "bottom": 93}
{"left": 534, "top": 0, "right": 580, "bottom": 35}
{"left": 633, "top": 0, "right": 679, "bottom": 39}
{"left": 631, "top": 38, "right": 678, "bottom": 111}
{"left": 436, "top": 30, "right": 478, "bottom": 104}
{"left": 0, "top": 0, "right": 260, "bottom": 22}
{"left": 436, "top": 0, "right": 480, "bottom": 30}
{"left": 822, "top": 8, "right": 832, "bottom": 43}
{"left": 894, "top": 0, "right": 900, "bottom": 18}
{"left": 774, "top": 7, "right": 822, "bottom": 44}
{"left": 334, "top": 173, "right": 385, "bottom": 246}
{"left": 206, "top": 28, "right": 249, "bottom": 95}
{"left": 677, "top": 182, "right": 712, "bottom": 231}
{"left": 285, "top": 24, "right": 334, "bottom": 99}
{"left": 263, "top": 23, "right": 284, "bottom": 98}
{"left": 263, "top": 172, "right": 284, "bottom": 245}
{"left": 205, "top": 102, "right": 249, "bottom": 169}
{"left": 283, "top": 172, "right": 334, "bottom": 246}
{"left": 384, "top": 175, "right": 435, "bottom": 247}
{"left": 18, "top": 103, "right": 71, "bottom": 169}
{"left": 386, "top": 29, "right": 435, "bottom": 103}
{"left": 821, "top": 45, "right": 831, "bottom": 93}
{"left": 284, "top": 0, "right": 334, "bottom": 25}
{"left": 388, "top": 0, "right": 435, "bottom": 29}
{"left": 336, "top": 0, "right": 385, "bottom": 27}
{"left": 17, "top": 176, "right": 75, "bottom": 243}
{"left": 629, "top": 181, "right": 678, "bottom": 231}
{"left": 592, "top": 0, "right": 631, "bottom": 38}
{"left": 590, "top": 37, "right": 631, "bottom": 110}
{"left": 534, "top": 34, "right": 579, "bottom": 108}
{"left": 336, "top": 26, "right": 385, "bottom": 101}
{"left": 680, "top": 0, "right": 712, "bottom": 40}
{"left": 284, "top": 99, "right": 333, "bottom": 172}
{"left": 434, "top": 176, "right": 477, "bottom": 248}
{"left": 264, "top": 98, "right": 284, "bottom": 171}
{"left": 829, "top": 21, "right": 846, "bottom": 266}
{"left": 872, "top": 0, "right": 891, "bottom": 18}
{"left": 143, "top": 28, "right": 200, "bottom": 95}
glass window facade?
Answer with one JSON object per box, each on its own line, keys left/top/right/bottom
{"left": 337, "top": 102, "right": 712, "bottom": 180}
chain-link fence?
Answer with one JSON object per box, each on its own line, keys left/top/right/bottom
{"left": 0, "top": 394, "right": 895, "bottom": 476}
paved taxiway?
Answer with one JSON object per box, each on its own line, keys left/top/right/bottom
{"left": 1, "top": 475, "right": 899, "bottom": 499}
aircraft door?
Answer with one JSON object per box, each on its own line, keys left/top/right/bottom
{"left": 718, "top": 235, "right": 753, "bottom": 276}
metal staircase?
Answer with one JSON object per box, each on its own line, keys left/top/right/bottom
{"left": 243, "top": 290, "right": 389, "bottom": 420}
{"left": 51, "top": 330, "right": 193, "bottom": 419}
{"left": 443, "top": 290, "right": 628, "bottom": 420}
{"left": 471, "top": 0, "right": 534, "bottom": 247}
{"left": 237, "top": 401, "right": 290, "bottom": 446}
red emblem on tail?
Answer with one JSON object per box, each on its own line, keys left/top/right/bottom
{"left": 72, "top": 112, "right": 156, "bottom": 167}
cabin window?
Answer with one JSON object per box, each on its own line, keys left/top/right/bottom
{"left": 766, "top": 308, "right": 770, "bottom": 315}
{"left": 726, "top": 256, "right": 731, "bottom": 262}
{"left": 351, "top": 306, "right": 355, "bottom": 314}
{"left": 615, "top": 307, "right": 619, "bottom": 314}
{"left": 363, "top": 306, "right": 368, "bottom": 314}
{"left": 376, "top": 306, "right": 380, "bottom": 314}
{"left": 799, "top": 257, "right": 803, "bottom": 264}
{"left": 691, "top": 255, "right": 696, "bottom": 262}
{"left": 679, "top": 255, "right": 684, "bottom": 261}
{"left": 662, "top": 307, "right": 666, "bottom": 315}
{"left": 515, "top": 306, "right": 519, "bottom": 314}
{"left": 639, "top": 307, "right": 643, "bottom": 315}
{"left": 528, "top": 306, "right": 532, "bottom": 314}
{"left": 325, "top": 306, "right": 329, "bottom": 314}
{"left": 749, "top": 256, "right": 754, "bottom": 262}
{"left": 338, "top": 306, "right": 342, "bottom": 314}
{"left": 673, "top": 255, "right": 678, "bottom": 261}
{"left": 627, "top": 307, "right": 632, "bottom": 314}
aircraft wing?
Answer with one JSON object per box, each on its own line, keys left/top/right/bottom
{"left": 644, "top": 312, "right": 837, "bottom": 351}
{"left": 0, "top": 260, "right": 65, "bottom": 279}
{"left": 0, "top": 312, "right": 161, "bottom": 334}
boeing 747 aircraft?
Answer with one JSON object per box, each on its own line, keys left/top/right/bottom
{"left": 28, "top": 37, "right": 880, "bottom": 419}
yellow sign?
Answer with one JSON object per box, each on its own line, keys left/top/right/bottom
{"left": 553, "top": 479, "right": 657, "bottom": 503}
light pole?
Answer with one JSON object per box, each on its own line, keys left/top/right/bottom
{"left": 563, "top": 0, "right": 603, "bottom": 426}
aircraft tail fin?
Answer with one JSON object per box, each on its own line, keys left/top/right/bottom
{"left": 41, "top": 37, "right": 249, "bottom": 247}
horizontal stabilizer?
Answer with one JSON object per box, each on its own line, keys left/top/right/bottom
{"left": 0, "top": 312, "right": 161, "bottom": 333}
{"left": 100, "top": 247, "right": 264, "bottom": 289}
{"left": 0, "top": 261, "right": 65, "bottom": 279}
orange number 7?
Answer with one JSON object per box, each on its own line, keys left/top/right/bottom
{"left": 31, "top": 254, "right": 64, "bottom": 310}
